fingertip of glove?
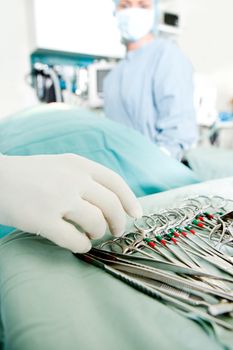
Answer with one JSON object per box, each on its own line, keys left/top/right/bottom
{"left": 128, "top": 204, "right": 143, "bottom": 219}
{"left": 71, "top": 238, "right": 92, "bottom": 254}
{"left": 112, "top": 228, "right": 124, "bottom": 238}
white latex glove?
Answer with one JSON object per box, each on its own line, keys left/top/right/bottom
{"left": 0, "top": 154, "right": 142, "bottom": 253}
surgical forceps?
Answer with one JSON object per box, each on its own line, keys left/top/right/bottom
{"left": 100, "top": 235, "right": 175, "bottom": 263}
{"left": 160, "top": 207, "right": 211, "bottom": 268}
{"left": 132, "top": 275, "right": 233, "bottom": 317}
{"left": 134, "top": 214, "right": 168, "bottom": 235}
{"left": 101, "top": 233, "right": 193, "bottom": 269}
{"left": 89, "top": 248, "right": 233, "bottom": 285}
{"left": 132, "top": 215, "right": 191, "bottom": 266}
{"left": 174, "top": 205, "right": 232, "bottom": 262}
{"left": 98, "top": 240, "right": 231, "bottom": 293}
{"left": 123, "top": 231, "right": 179, "bottom": 265}
{"left": 146, "top": 209, "right": 221, "bottom": 270}
{"left": 76, "top": 252, "right": 233, "bottom": 330}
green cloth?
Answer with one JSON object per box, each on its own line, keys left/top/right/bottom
{"left": 0, "top": 104, "right": 198, "bottom": 198}
{"left": 0, "top": 177, "right": 233, "bottom": 350}
{"left": 186, "top": 147, "right": 233, "bottom": 181}
{"left": 0, "top": 104, "right": 199, "bottom": 237}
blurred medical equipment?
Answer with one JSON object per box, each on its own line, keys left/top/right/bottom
{"left": 193, "top": 74, "right": 233, "bottom": 149}
{"left": 214, "top": 111, "right": 233, "bottom": 149}
{"left": 194, "top": 74, "right": 218, "bottom": 127}
{"left": 32, "top": 63, "right": 63, "bottom": 103}
{"left": 212, "top": 125, "right": 233, "bottom": 149}
{"left": 76, "top": 195, "right": 233, "bottom": 330}
{"left": 158, "top": 0, "right": 183, "bottom": 38}
{"left": 87, "top": 61, "right": 116, "bottom": 108}
{"left": 28, "top": 0, "right": 188, "bottom": 109}
{"left": 29, "top": 60, "right": 116, "bottom": 108}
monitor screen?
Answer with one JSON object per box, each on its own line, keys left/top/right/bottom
{"left": 97, "top": 69, "right": 112, "bottom": 97}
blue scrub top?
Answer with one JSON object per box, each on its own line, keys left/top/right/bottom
{"left": 104, "top": 38, "right": 198, "bottom": 160}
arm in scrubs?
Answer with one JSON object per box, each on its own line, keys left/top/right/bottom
{"left": 104, "top": 0, "right": 198, "bottom": 160}
{"left": 0, "top": 154, "right": 142, "bottom": 252}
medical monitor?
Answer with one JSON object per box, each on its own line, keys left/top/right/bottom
{"left": 87, "top": 61, "right": 116, "bottom": 108}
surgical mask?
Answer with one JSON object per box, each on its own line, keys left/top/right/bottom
{"left": 116, "top": 8, "right": 155, "bottom": 43}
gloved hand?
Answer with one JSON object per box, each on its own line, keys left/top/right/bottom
{"left": 0, "top": 154, "right": 142, "bottom": 253}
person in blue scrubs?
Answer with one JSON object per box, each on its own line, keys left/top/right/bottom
{"left": 104, "top": 0, "right": 198, "bottom": 160}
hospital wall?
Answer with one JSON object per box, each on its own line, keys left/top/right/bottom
{"left": 177, "top": 0, "right": 233, "bottom": 111}
{"left": 0, "top": 0, "right": 233, "bottom": 119}
{"left": 0, "top": 0, "right": 37, "bottom": 120}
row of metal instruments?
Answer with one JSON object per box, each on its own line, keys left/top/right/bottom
{"left": 76, "top": 195, "right": 233, "bottom": 330}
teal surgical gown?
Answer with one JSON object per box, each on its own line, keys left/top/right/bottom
{"left": 104, "top": 38, "right": 198, "bottom": 160}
